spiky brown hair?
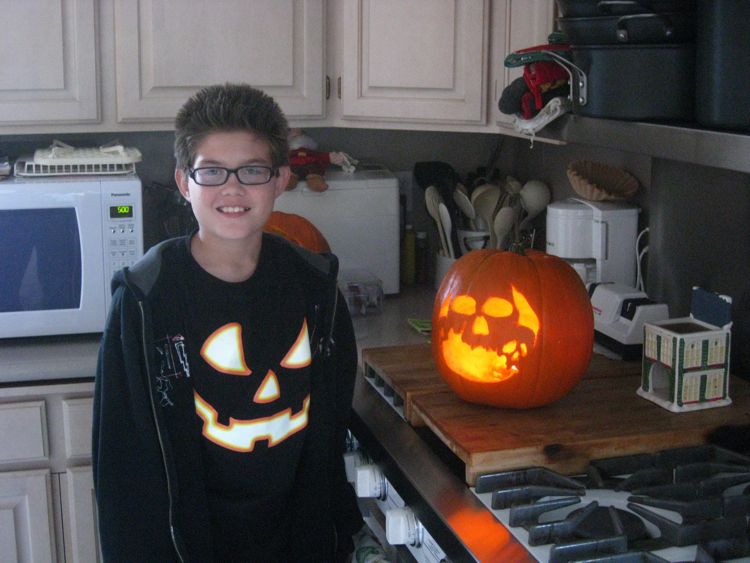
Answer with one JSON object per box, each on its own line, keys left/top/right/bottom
{"left": 174, "top": 83, "right": 289, "bottom": 170}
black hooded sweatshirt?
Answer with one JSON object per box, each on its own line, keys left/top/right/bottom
{"left": 92, "top": 233, "right": 362, "bottom": 562}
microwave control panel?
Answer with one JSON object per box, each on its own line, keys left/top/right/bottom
{"left": 102, "top": 179, "right": 144, "bottom": 302}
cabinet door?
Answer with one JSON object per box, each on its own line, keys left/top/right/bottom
{"left": 0, "top": 0, "right": 98, "bottom": 125}
{"left": 114, "top": 0, "right": 325, "bottom": 122}
{"left": 60, "top": 467, "right": 100, "bottom": 563}
{"left": 0, "top": 402, "right": 48, "bottom": 465}
{"left": 491, "top": 0, "right": 555, "bottom": 128}
{"left": 61, "top": 398, "right": 94, "bottom": 463}
{"left": 341, "top": 0, "right": 489, "bottom": 124}
{"left": 0, "top": 470, "right": 55, "bottom": 563}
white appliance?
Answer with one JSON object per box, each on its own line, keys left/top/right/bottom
{"left": 0, "top": 175, "right": 143, "bottom": 339}
{"left": 275, "top": 166, "right": 400, "bottom": 294}
{"left": 590, "top": 282, "right": 669, "bottom": 359}
{"left": 546, "top": 198, "right": 639, "bottom": 286}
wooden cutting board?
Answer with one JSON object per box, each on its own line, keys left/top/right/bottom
{"left": 361, "top": 343, "right": 750, "bottom": 485}
{"left": 362, "top": 344, "right": 451, "bottom": 421}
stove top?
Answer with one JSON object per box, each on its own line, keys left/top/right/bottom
{"left": 356, "top": 346, "right": 750, "bottom": 562}
{"left": 471, "top": 445, "right": 750, "bottom": 562}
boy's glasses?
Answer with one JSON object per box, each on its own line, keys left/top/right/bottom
{"left": 188, "top": 166, "right": 278, "bottom": 186}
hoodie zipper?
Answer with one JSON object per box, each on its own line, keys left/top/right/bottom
{"left": 324, "top": 283, "right": 338, "bottom": 358}
{"left": 311, "top": 280, "right": 338, "bottom": 359}
{"left": 139, "top": 299, "right": 187, "bottom": 563}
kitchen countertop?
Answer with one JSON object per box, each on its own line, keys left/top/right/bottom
{"left": 0, "top": 333, "right": 101, "bottom": 384}
{"left": 352, "top": 286, "right": 435, "bottom": 355}
{"left": 0, "top": 286, "right": 437, "bottom": 385}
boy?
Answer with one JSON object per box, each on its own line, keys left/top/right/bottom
{"left": 92, "top": 83, "right": 362, "bottom": 562}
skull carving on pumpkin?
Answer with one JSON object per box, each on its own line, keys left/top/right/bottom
{"left": 436, "top": 285, "right": 539, "bottom": 383}
{"left": 432, "top": 249, "right": 594, "bottom": 409}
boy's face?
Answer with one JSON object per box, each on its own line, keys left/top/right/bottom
{"left": 175, "top": 130, "right": 290, "bottom": 247}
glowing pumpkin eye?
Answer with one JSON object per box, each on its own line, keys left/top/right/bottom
{"left": 451, "top": 295, "right": 476, "bottom": 316}
{"left": 482, "top": 297, "right": 514, "bottom": 318}
{"left": 512, "top": 286, "right": 540, "bottom": 339}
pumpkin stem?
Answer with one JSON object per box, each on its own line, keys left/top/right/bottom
{"left": 510, "top": 239, "right": 526, "bottom": 255}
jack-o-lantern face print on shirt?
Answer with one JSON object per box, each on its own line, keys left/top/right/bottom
{"left": 193, "top": 318, "right": 311, "bottom": 453}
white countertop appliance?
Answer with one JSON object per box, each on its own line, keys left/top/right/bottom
{"left": 546, "top": 198, "right": 639, "bottom": 287}
{"left": 590, "top": 282, "right": 669, "bottom": 359}
{"left": 0, "top": 175, "right": 143, "bottom": 339}
{"left": 274, "top": 166, "right": 400, "bottom": 294}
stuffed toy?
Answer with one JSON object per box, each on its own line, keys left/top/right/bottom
{"left": 286, "top": 129, "right": 357, "bottom": 192}
{"left": 500, "top": 42, "right": 570, "bottom": 120}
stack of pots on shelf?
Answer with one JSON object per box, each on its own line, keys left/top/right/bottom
{"left": 694, "top": 1, "right": 750, "bottom": 131}
{"left": 554, "top": 0, "right": 697, "bottom": 121}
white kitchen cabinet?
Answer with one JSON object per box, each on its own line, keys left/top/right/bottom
{"left": 0, "top": 469, "right": 55, "bottom": 563}
{"left": 490, "top": 0, "right": 556, "bottom": 129}
{"left": 339, "top": 0, "right": 490, "bottom": 125}
{"left": 332, "top": 0, "right": 554, "bottom": 133}
{"left": 0, "top": 0, "right": 98, "bottom": 125}
{"left": 113, "top": 0, "right": 326, "bottom": 122}
{"left": 0, "top": 383, "right": 96, "bottom": 563}
{"left": 60, "top": 467, "right": 100, "bottom": 563}
{"left": 0, "top": 0, "right": 553, "bottom": 134}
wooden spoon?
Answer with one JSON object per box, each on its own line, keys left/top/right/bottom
{"left": 493, "top": 205, "right": 518, "bottom": 249}
{"left": 453, "top": 189, "right": 477, "bottom": 230}
{"left": 472, "top": 185, "right": 502, "bottom": 247}
{"left": 519, "top": 180, "right": 551, "bottom": 230}
{"left": 504, "top": 176, "right": 523, "bottom": 195}
{"left": 438, "top": 202, "right": 455, "bottom": 259}
{"left": 470, "top": 183, "right": 495, "bottom": 207}
{"left": 425, "top": 185, "right": 449, "bottom": 256}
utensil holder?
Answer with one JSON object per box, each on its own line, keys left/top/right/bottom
{"left": 434, "top": 253, "right": 456, "bottom": 290}
{"left": 457, "top": 229, "right": 490, "bottom": 255}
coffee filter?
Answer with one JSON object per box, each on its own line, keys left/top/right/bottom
{"left": 567, "top": 160, "right": 639, "bottom": 201}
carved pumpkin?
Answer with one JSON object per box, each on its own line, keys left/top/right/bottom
{"left": 265, "top": 211, "right": 331, "bottom": 253}
{"left": 432, "top": 249, "right": 593, "bottom": 409}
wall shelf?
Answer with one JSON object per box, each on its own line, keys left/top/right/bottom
{"left": 539, "top": 114, "right": 750, "bottom": 174}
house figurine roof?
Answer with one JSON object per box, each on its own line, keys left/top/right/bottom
{"left": 690, "top": 287, "right": 732, "bottom": 330}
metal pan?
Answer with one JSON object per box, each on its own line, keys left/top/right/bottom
{"left": 555, "top": 0, "right": 694, "bottom": 17}
{"left": 558, "top": 11, "right": 695, "bottom": 44}
{"left": 556, "top": 44, "right": 695, "bottom": 121}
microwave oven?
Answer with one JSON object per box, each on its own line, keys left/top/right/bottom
{"left": 0, "top": 175, "right": 143, "bottom": 339}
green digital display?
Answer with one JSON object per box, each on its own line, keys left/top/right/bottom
{"left": 109, "top": 205, "right": 133, "bottom": 219}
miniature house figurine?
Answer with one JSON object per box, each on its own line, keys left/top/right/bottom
{"left": 639, "top": 287, "right": 732, "bottom": 412}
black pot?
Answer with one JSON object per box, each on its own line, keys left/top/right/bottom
{"left": 555, "top": 0, "right": 695, "bottom": 17}
{"left": 567, "top": 44, "right": 694, "bottom": 120}
{"left": 695, "top": 0, "right": 750, "bottom": 130}
{"left": 558, "top": 11, "right": 695, "bottom": 44}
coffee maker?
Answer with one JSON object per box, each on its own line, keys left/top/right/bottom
{"left": 546, "top": 198, "right": 639, "bottom": 286}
